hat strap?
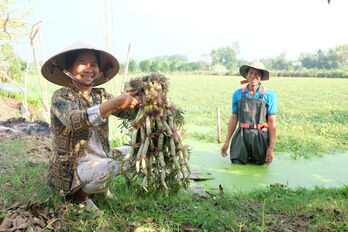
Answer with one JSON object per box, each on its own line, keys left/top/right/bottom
{"left": 56, "top": 64, "right": 101, "bottom": 87}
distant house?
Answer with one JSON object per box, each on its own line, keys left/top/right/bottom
{"left": 0, "top": 82, "right": 28, "bottom": 95}
{"left": 212, "top": 64, "right": 227, "bottom": 73}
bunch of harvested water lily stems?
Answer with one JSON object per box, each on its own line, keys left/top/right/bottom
{"left": 122, "top": 73, "right": 190, "bottom": 192}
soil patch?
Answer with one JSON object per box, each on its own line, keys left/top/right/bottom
{"left": 0, "top": 117, "right": 51, "bottom": 138}
{"left": 0, "top": 97, "right": 21, "bottom": 121}
{"left": 0, "top": 117, "right": 52, "bottom": 167}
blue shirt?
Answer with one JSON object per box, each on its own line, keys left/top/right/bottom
{"left": 232, "top": 85, "right": 277, "bottom": 115}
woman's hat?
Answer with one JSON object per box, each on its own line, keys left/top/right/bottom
{"left": 41, "top": 41, "right": 119, "bottom": 86}
{"left": 239, "top": 61, "right": 269, "bottom": 81}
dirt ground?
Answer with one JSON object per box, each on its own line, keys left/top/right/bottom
{"left": 0, "top": 97, "right": 50, "bottom": 136}
{"left": 0, "top": 97, "right": 22, "bottom": 121}
{"left": 0, "top": 97, "right": 52, "bottom": 162}
{"left": 0, "top": 98, "right": 62, "bottom": 231}
{"left": 0, "top": 117, "right": 51, "bottom": 138}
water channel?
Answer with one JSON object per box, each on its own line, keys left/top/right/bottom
{"left": 188, "top": 140, "right": 348, "bottom": 193}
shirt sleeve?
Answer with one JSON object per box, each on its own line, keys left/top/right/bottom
{"left": 87, "top": 105, "right": 106, "bottom": 126}
{"left": 51, "top": 88, "right": 91, "bottom": 130}
{"left": 265, "top": 90, "right": 277, "bottom": 115}
{"left": 232, "top": 89, "right": 241, "bottom": 114}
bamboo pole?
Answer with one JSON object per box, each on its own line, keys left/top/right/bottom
{"left": 104, "top": 0, "right": 109, "bottom": 52}
{"left": 0, "top": 70, "right": 26, "bottom": 93}
{"left": 21, "top": 62, "right": 30, "bottom": 119}
{"left": 103, "top": 0, "right": 118, "bottom": 96}
{"left": 110, "top": 0, "right": 116, "bottom": 56}
{"left": 37, "top": 29, "right": 48, "bottom": 103}
{"left": 121, "top": 43, "right": 132, "bottom": 93}
{"left": 110, "top": 0, "right": 120, "bottom": 95}
{"left": 29, "top": 21, "right": 49, "bottom": 116}
{"left": 216, "top": 107, "right": 221, "bottom": 143}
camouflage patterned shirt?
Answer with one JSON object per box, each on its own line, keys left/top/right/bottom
{"left": 47, "top": 85, "right": 117, "bottom": 194}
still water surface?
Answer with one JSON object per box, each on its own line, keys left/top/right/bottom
{"left": 188, "top": 140, "right": 348, "bottom": 193}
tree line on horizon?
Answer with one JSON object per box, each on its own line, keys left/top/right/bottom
{"left": 2, "top": 42, "right": 348, "bottom": 85}
{"left": 119, "top": 43, "right": 348, "bottom": 78}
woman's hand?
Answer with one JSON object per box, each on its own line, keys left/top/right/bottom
{"left": 115, "top": 91, "right": 139, "bottom": 110}
{"left": 100, "top": 91, "right": 139, "bottom": 119}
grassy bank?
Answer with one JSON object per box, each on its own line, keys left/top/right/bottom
{"left": 0, "top": 136, "right": 347, "bottom": 231}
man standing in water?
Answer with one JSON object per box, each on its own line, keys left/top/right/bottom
{"left": 221, "top": 62, "right": 277, "bottom": 164}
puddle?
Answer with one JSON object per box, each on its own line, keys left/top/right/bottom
{"left": 187, "top": 139, "right": 348, "bottom": 193}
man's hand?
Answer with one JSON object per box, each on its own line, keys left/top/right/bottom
{"left": 265, "top": 147, "right": 274, "bottom": 164}
{"left": 221, "top": 114, "right": 237, "bottom": 158}
{"left": 221, "top": 142, "right": 229, "bottom": 157}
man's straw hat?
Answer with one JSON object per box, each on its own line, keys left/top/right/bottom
{"left": 239, "top": 61, "right": 269, "bottom": 80}
{"left": 41, "top": 41, "right": 119, "bottom": 86}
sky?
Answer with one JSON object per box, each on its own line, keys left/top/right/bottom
{"left": 10, "top": 0, "right": 348, "bottom": 63}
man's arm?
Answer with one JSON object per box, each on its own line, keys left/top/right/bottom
{"left": 266, "top": 114, "right": 276, "bottom": 163}
{"left": 221, "top": 114, "right": 238, "bottom": 157}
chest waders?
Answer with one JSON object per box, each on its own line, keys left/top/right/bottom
{"left": 229, "top": 85, "right": 269, "bottom": 165}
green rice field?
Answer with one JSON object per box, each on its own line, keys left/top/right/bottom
{"left": 27, "top": 74, "right": 348, "bottom": 158}
{"left": 167, "top": 75, "right": 348, "bottom": 158}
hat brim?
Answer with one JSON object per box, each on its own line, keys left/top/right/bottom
{"left": 41, "top": 42, "right": 119, "bottom": 87}
{"left": 239, "top": 65, "right": 269, "bottom": 81}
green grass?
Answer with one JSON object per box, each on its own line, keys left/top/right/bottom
{"left": 104, "top": 178, "right": 317, "bottom": 232}
{"left": 0, "top": 136, "right": 51, "bottom": 207}
{"left": 0, "top": 112, "right": 347, "bottom": 231}
{"left": 0, "top": 89, "right": 42, "bottom": 107}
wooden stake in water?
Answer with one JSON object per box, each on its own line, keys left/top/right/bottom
{"left": 121, "top": 43, "right": 132, "bottom": 93}
{"left": 216, "top": 107, "right": 221, "bottom": 143}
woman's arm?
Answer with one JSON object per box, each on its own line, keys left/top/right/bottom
{"left": 99, "top": 91, "right": 138, "bottom": 119}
